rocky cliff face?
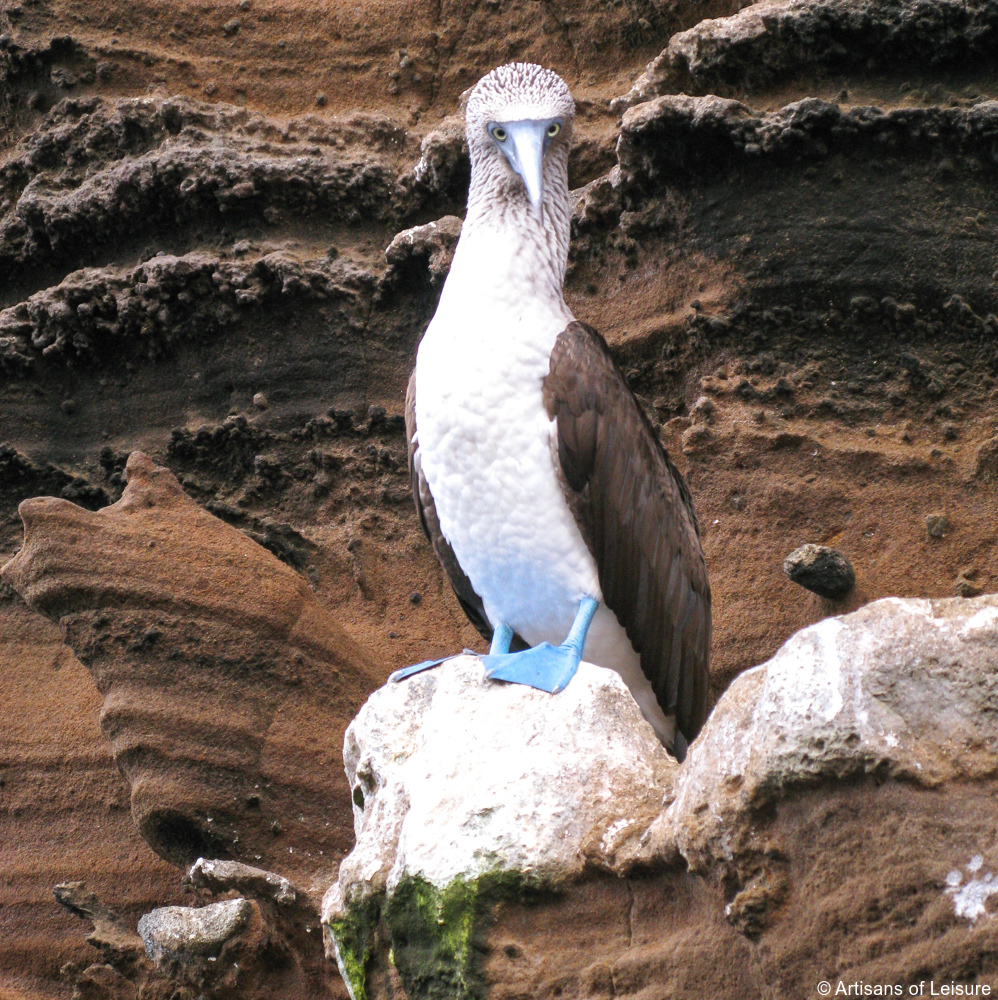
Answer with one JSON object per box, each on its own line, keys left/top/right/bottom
{"left": 2, "top": 0, "right": 997, "bottom": 997}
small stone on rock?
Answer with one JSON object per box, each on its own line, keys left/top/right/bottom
{"left": 137, "top": 898, "right": 252, "bottom": 967}
{"left": 690, "top": 395, "right": 715, "bottom": 425}
{"left": 955, "top": 575, "right": 981, "bottom": 598}
{"left": 783, "top": 544, "right": 855, "bottom": 599}
{"left": 223, "top": 18, "right": 240, "bottom": 36}
{"left": 252, "top": 392, "right": 268, "bottom": 410}
{"left": 61, "top": 399, "right": 77, "bottom": 415}
{"left": 315, "top": 91, "right": 327, "bottom": 107}
{"left": 926, "top": 513, "right": 950, "bottom": 539}
{"left": 189, "top": 858, "right": 295, "bottom": 906}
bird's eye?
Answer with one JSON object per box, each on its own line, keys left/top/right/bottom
{"left": 547, "top": 122, "right": 561, "bottom": 137}
{"left": 492, "top": 126, "right": 507, "bottom": 142}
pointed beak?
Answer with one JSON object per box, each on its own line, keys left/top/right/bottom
{"left": 504, "top": 121, "right": 547, "bottom": 223}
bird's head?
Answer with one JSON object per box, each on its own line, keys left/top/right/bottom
{"left": 465, "top": 62, "right": 575, "bottom": 225}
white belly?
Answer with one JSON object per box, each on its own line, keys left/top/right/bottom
{"left": 413, "top": 233, "right": 676, "bottom": 746}
{"left": 417, "top": 339, "right": 599, "bottom": 632}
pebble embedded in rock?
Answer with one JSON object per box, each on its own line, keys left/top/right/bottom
{"left": 926, "top": 513, "right": 950, "bottom": 539}
{"left": 137, "top": 897, "right": 252, "bottom": 967}
{"left": 690, "top": 395, "right": 715, "bottom": 424}
{"left": 60, "top": 399, "right": 77, "bottom": 415}
{"left": 954, "top": 574, "right": 981, "bottom": 598}
{"left": 315, "top": 92, "right": 327, "bottom": 107}
{"left": 681, "top": 424, "right": 713, "bottom": 454}
{"left": 782, "top": 544, "right": 855, "bottom": 599}
{"left": 222, "top": 18, "right": 240, "bottom": 36}
{"left": 252, "top": 392, "right": 268, "bottom": 410}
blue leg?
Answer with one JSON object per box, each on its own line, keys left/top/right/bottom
{"left": 490, "top": 622, "right": 514, "bottom": 655}
{"left": 480, "top": 596, "right": 598, "bottom": 695}
{"left": 389, "top": 622, "right": 514, "bottom": 684}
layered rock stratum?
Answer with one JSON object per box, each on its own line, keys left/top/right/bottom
{"left": 2, "top": 0, "right": 998, "bottom": 996}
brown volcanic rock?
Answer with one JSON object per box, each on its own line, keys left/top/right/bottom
{"left": 0, "top": 583, "right": 188, "bottom": 999}
{"left": 614, "top": 0, "right": 998, "bottom": 108}
{"left": 54, "top": 873, "right": 349, "bottom": 1000}
{"left": 1, "top": 451, "right": 377, "bottom": 881}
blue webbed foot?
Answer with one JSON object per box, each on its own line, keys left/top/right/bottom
{"left": 481, "top": 641, "right": 580, "bottom": 694}
{"left": 388, "top": 658, "right": 448, "bottom": 683}
{"left": 479, "top": 596, "right": 598, "bottom": 695}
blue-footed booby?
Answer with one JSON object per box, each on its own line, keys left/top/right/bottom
{"left": 393, "top": 62, "right": 711, "bottom": 758}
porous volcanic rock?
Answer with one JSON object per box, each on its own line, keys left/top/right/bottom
{"left": 397, "top": 113, "right": 470, "bottom": 214}
{"left": 617, "top": 94, "right": 998, "bottom": 186}
{"left": 1, "top": 451, "right": 377, "bottom": 878}
{"left": 325, "top": 596, "right": 998, "bottom": 998}
{"left": 53, "top": 880, "right": 147, "bottom": 963}
{"left": 0, "top": 249, "right": 374, "bottom": 371}
{"left": 0, "top": 95, "right": 404, "bottom": 286}
{"left": 614, "top": 0, "right": 998, "bottom": 107}
{"left": 382, "top": 216, "right": 463, "bottom": 289}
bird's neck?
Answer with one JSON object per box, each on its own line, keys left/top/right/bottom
{"left": 448, "top": 161, "right": 572, "bottom": 313}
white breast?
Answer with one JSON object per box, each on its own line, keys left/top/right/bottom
{"left": 414, "top": 249, "right": 587, "bottom": 628}
{"left": 414, "top": 230, "right": 631, "bottom": 660}
{"left": 413, "top": 226, "right": 677, "bottom": 745}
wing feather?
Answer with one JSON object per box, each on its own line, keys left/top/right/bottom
{"left": 543, "top": 322, "right": 712, "bottom": 745}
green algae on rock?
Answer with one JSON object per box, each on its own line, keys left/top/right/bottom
{"left": 328, "top": 870, "right": 561, "bottom": 1000}
{"left": 327, "top": 893, "right": 380, "bottom": 1000}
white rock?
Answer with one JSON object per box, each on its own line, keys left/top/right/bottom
{"left": 322, "top": 654, "right": 674, "bottom": 917}
{"left": 323, "top": 596, "right": 998, "bottom": 996}
{"left": 138, "top": 898, "right": 252, "bottom": 966}
{"left": 651, "top": 595, "right": 998, "bottom": 871}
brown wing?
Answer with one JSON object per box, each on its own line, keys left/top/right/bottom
{"left": 407, "top": 371, "right": 529, "bottom": 651}
{"left": 543, "top": 322, "right": 712, "bottom": 745}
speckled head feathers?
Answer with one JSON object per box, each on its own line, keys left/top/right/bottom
{"left": 460, "top": 62, "right": 575, "bottom": 276}
{"left": 466, "top": 63, "right": 575, "bottom": 133}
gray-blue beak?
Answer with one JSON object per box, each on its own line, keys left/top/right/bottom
{"left": 498, "top": 120, "right": 548, "bottom": 222}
